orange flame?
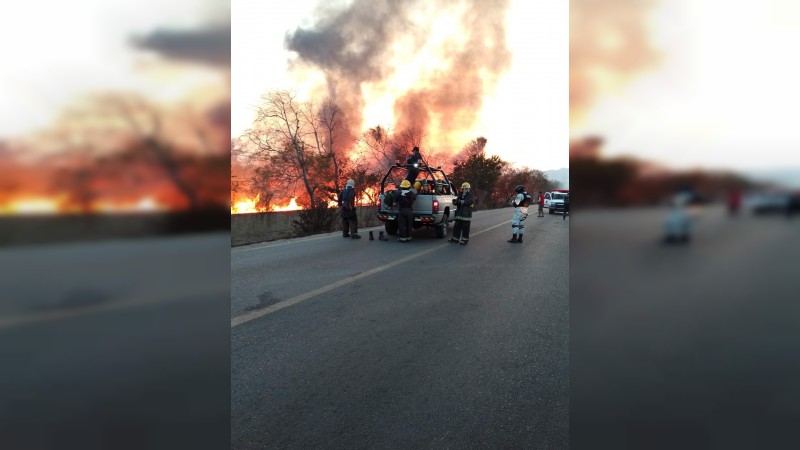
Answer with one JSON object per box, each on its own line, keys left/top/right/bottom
{"left": 91, "top": 197, "right": 169, "bottom": 213}
{"left": 231, "top": 194, "right": 266, "bottom": 214}
{"left": 0, "top": 195, "right": 171, "bottom": 215}
{"left": 0, "top": 197, "right": 64, "bottom": 215}
{"left": 270, "top": 198, "right": 302, "bottom": 212}
{"left": 358, "top": 188, "right": 377, "bottom": 206}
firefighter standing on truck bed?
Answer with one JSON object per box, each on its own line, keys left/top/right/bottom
{"left": 404, "top": 146, "right": 424, "bottom": 183}
{"left": 449, "top": 182, "right": 475, "bottom": 245}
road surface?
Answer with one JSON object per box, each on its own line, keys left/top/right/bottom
{"left": 570, "top": 205, "right": 800, "bottom": 448}
{"left": 231, "top": 208, "right": 569, "bottom": 449}
{"left": 0, "top": 233, "right": 231, "bottom": 449}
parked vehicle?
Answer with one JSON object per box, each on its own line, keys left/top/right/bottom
{"left": 376, "top": 163, "right": 458, "bottom": 239}
{"left": 544, "top": 189, "right": 570, "bottom": 214}
{"left": 745, "top": 191, "right": 791, "bottom": 215}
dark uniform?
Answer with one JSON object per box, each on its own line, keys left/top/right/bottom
{"left": 404, "top": 147, "right": 423, "bottom": 183}
{"left": 338, "top": 181, "right": 360, "bottom": 239}
{"left": 396, "top": 182, "right": 417, "bottom": 242}
{"left": 449, "top": 183, "right": 475, "bottom": 245}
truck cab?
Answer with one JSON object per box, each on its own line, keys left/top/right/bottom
{"left": 376, "top": 163, "right": 458, "bottom": 238}
{"left": 544, "top": 189, "right": 570, "bottom": 214}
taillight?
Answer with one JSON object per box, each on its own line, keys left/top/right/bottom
{"left": 432, "top": 200, "right": 439, "bottom": 214}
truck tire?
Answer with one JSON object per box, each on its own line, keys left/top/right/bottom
{"left": 385, "top": 220, "right": 398, "bottom": 235}
{"left": 435, "top": 214, "right": 448, "bottom": 238}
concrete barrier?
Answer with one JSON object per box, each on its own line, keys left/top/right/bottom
{"left": 231, "top": 206, "right": 381, "bottom": 247}
{"left": 0, "top": 210, "right": 229, "bottom": 247}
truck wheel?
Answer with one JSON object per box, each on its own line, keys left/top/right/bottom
{"left": 435, "top": 216, "right": 448, "bottom": 238}
{"left": 385, "top": 220, "right": 398, "bottom": 235}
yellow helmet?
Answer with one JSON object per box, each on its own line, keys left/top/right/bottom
{"left": 413, "top": 181, "right": 422, "bottom": 191}
{"left": 461, "top": 182, "right": 471, "bottom": 189}
{"left": 400, "top": 179, "right": 411, "bottom": 188}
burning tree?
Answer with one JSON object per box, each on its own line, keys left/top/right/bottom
{"left": 239, "top": 91, "right": 354, "bottom": 210}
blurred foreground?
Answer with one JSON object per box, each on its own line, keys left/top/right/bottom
{"left": 571, "top": 203, "right": 800, "bottom": 447}
{"left": 0, "top": 232, "right": 231, "bottom": 449}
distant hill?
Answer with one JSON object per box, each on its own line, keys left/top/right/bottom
{"left": 544, "top": 168, "right": 569, "bottom": 189}
{"left": 743, "top": 167, "right": 800, "bottom": 189}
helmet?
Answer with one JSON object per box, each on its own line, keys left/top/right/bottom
{"left": 400, "top": 180, "right": 411, "bottom": 188}
{"left": 515, "top": 185, "right": 525, "bottom": 193}
{"left": 413, "top": 181, "right": 422, "bottom": 191}
{"left": 461, "top": 182, "right": 471, "bottom": 189}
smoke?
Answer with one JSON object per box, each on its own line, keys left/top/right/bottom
{"left": 132, "top": 25, "right": 231, "bottom": 67}
{"left": 285, "top": 0, "right": 512, "bottom": 152}
{"left": 570, "top": 0, "right": 662, "bottom": 124}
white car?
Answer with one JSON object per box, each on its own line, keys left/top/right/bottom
{"left": 744, "top": 192, "right": 791, "bottom": 214}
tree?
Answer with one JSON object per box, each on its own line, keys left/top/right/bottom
{"left": 247, "top": 166, "right": 276, "bottom": 211}
{"left": 495, "top": 167, "right": 558, "bottom": 208}
{"left": 107, "top": 94, "right": 202, "bottom": 209}
{"left": 306, "top": 98, "right": 350, "bottom": 204}
{"left": 240, "top": 91, "right": 321, "bottom": 208}
{"left": 358, "top": 125, "right": 404, "bottom": 173}
{"left": 450, "top": 137, "right": 507, "bottom": 209}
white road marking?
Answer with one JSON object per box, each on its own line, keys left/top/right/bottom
{"left": 0, "top": 282, "right": 229, "bottom": 330}
{"left": 231, "top": 219, "right": 511, "bottom": 327}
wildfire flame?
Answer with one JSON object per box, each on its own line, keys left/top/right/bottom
{"left": 0, "top": 198, "right": 63, "bottom": 215}
{"left": 231, "top": 194, "right": 265, "bottom": 214}
{"left": 92, "top": 197, "right": 169, "bottom": 213}
{"left": 270, "top": 198, "right": 301, "bottom": 212}
{"left": 0, "top": 196, "right": 170, "bottom": 215}
{"left": 230, "top": 196, "right": 305, "bottom": 214}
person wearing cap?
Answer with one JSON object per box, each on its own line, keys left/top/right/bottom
{"left": 338, "top": 179, "right": 361, "bottom": 239}
{"left": 395, "top": 179, "right": 418, "bottom": 242}
{"left": 449, "top": 182, "right": 475, "bottom": 245}
{"left": 404, "top": 146, "right": 423, "bottom": 183}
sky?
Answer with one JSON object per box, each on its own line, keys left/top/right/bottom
{"left": 570, "top": 0, "right": 800, "bottom": 174}
{"left": 231, "top": 0, "right": 569, "bottom": 172}
{"left": 0, "top": 0, "right": 226, "bottom": 139}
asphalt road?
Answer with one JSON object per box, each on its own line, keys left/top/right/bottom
{"left": 231, "top": 208, "right": 570, "bottom": 449}
{"left": 0, "top": 233, "right": 231, "bottom": 449}
{"left": 570, "top": 205, "right": 800, "bottom": 449}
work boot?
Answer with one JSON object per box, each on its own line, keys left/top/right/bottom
{"left": 516, "top": 235, "right": 523, "bottom": 243}
{"left": 343, "top": 234, "right": 350, "bottom": 238}
{"left": 378, "top": 231, "right": 389, "bottom": 241}
{"left": 369, "top": 231, "right": 375, "bottom": 240}
{"left": 508, "top": 235, "right": 518, "bottom": 243}
{"left": 351, "top": 233, "right": 361, "bottom": 239}
{"left": 448, "top": 237, "right": 458, "bottom": 243}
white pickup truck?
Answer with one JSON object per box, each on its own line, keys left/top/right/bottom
{"left": 544, "top": 190, "right": 570, "bottom": 214}
{"left": 376, "top": 163, "right": 458, "bottom": 239}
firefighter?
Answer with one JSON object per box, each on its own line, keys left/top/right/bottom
{"left": 449, "top": 182, "right": 475, "bottom": 245}
{"left": 396, "top": 179, "right": 418, "bottom": 242}
{"left": 508, "top": 185, "right": 531, "bottom": 243}
{"left": 404, "top": 146, "right": 424, "bottom": 182}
